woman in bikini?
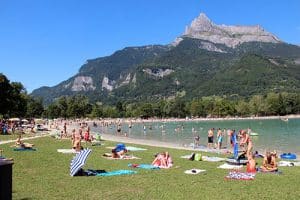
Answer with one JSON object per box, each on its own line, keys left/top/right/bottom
{"left": 240, "top": 130, "right": 253, "bottom": 156}
{"left": 261, "top": 151, "right": 278, "bottom": 172}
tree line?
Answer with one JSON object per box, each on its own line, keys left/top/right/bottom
{"left": 1, "top": 73, "right": 299, "bottom": 119}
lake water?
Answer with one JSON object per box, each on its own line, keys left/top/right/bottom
{"left": 92, "top": 118, "right": 300, "bottom": 155}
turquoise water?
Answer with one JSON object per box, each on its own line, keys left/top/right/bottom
{"left": 93, "top": 118, "right": 300, "bottom": 155}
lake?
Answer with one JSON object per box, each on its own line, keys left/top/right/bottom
{"left": 92, "top": 118, "right": 300, "bottom": 155}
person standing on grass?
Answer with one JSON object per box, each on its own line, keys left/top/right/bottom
{"left": 217, "top": 128, "right": 223, "bottom": 149}
{"left": 207, "top": 128, "right": 214, "bottom": 149}
{"left": 63, "top": 122, "right": 67, "bottom": 136}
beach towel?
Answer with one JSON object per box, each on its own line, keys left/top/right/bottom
{"left": 278, "top": 160, "right": 300, "bottom": 167}
{"left": 180, "top": 154, "right": 193, "bottom": 159}
{"left": 83, "top": 169, "right": 137, "bottom": 176}
{"left": 225, "top": 171, "right": 255, "bottom": 180}
{"left": 13, "top": 148, "right": 36, "bottom": 151}
{"left": 217, "top": 163, "right": 243, "bottom": 170}
{"left": 128, "top": 163, "right": 160, "bottom": 169}
{"left": 57, "top": 149, "right": 78, "bottom": 154}
{"left": 102, "top": 153, "right": 140, "bottom": 160}
{"left": 106, "top": 146, "right": 146, "bottom": 151}
{"left": 126, "top": 146, "right": 147, "bottom": 151}
{"left": 202, "top": 156, "right": 225, "bottom": 162}
{"left": 180, "top": 153, "right": 201, "bottom": 161}
{"left": 184, "top": 169, "right": 206, "bottom": 175}
{"left": 91, "top": 141, "right": 102, "bottom": 146}
{"left": 96, "top": 170, "right": 137, "bottom": 176}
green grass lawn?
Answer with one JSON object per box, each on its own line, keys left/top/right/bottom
{"left": 0, "top": 132, "right": 40, "bottom": 142}
{"left": 0, "top": 134, "right": 20, "bottom": 141}
{"left": 1, "top": 136, "right": 300, "bottom": 200}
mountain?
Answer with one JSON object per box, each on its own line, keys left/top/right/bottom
{"left": 173, "top": 13, "right": 281, "bottom": 47}
{"left": 31, "top": 13, "right": 300, "bottom": 104}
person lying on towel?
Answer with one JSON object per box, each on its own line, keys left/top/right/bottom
{"left": 15, "top": 135, "right": 34, "bottom": 149}
{"left": 112, "top": 143, "right": 128, "bottom": 158}
{"left": 152, "top": 152, "right": 173, "bottom": 168}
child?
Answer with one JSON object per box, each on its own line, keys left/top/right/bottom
{"left": 246, "top": 153, "right": 256, "bottom": 173}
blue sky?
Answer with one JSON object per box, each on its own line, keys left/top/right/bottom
{"left": 0, "top": 0, "right": 299, "bottom": 92}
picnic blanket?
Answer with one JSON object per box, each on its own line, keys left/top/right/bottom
{"left": 184, "top": 169, "right": 206, "bottom": 175}
{"left": 278, "top": 160, "right": 300, "bottom": 167}
{"left": 225, "top": 171, "right": 255, "bottom": 180}
{"left": 57, "top": 149, "right": 78, "bottom": 154}
{"left": 202, "top": 156, "right": 225, "bottom": 162}
{"left": 13, "top": 148, "right": 36, "bottom": 151}
{"left": 217, "top": 163, "right": 243, "bottom": 170}
{"left": 128, "top": 163, "right": 160, "bottom": 169}
{"left": 85, "top": 169, "right": 137, "bottom": 176}
{"left": 102, "top": 153, "right": 140, "bottom": 160}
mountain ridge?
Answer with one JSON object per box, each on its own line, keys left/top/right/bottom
{"left": 31, "top": 13, "right": 300, "bottom": 104}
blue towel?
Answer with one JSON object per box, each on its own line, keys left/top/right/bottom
{"left": 128, "top": 163, "right": 160, "bottom": 169}
{"left": 96, "top": 170, "right": 137, "bottom": 176}
{"left": 13, "top": 148, "right": 36, "bottom": 151}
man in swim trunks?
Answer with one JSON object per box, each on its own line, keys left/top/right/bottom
{"left": 207, "top": 128, "right": 214, "bottom": 149}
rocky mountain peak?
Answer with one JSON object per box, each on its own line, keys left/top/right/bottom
{"left": 176, "top": 13, "right": 281, "bottom": 48}
{"left": 187, "top": 13, "right": 213, "bottom": 33}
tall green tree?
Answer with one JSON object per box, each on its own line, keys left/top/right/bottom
{"left": 26, "top": 97, "right": 44, "bottom": 118}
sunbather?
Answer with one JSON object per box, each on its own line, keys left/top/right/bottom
{"left": 112, "top": 143, "right": 128, "bottom": 158}
{"left": 246, "top": 152, "right": 256, "bottom": 173}
{"left": 152, "top": 152, "right": 173, "bottom": 168}
{"left": 15, "top": 135, "right": 34, "bottom": 148}
{"left": 260, "top": 151, "right": 278, "bottom": 172}
{"left": 72, "top": 136, "right": 83, "bottom": 152}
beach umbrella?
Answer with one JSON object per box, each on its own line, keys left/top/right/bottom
{"left": 9, "top": 118, "right": 20, "bottom": 121}
{"left": 70, "top": 148, "right": 92, "bottom": 176}
{"left": 34, "top": 119, "right": 44, "bottom": 124}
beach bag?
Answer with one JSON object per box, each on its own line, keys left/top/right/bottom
{"left": 194, "top": 153, "right": 202, "bottom": 161}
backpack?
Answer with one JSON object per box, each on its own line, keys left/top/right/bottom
{"left": 194, "top": 153, "right": 202, "bottom": 161}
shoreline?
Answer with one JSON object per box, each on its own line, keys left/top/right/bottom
{"left": 99, "top": 133, "right": 300, "bottom": 158}
{"left": 84, "top": 114, "right": 300, "bottom": 124}
{"left": 100, "top": 133, "right": 229, "bottom": 154}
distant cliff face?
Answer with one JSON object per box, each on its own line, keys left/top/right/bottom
{"left": 31, "top": 13, "right": 300, "bottom": 104}
{"left": 173, "top": 13, "right": 281, "bottom": 48}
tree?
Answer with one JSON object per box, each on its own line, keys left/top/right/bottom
{"left": 139, "top": 103, "right": 154, "bottom": 118}
{"left": 235, "top": 100, "right": 250, "bottom": 116}
{"left": 0, "top": 74, "right": 13, "bottom": 116}
{"left": 57, "top": 96, "right": 69, "bottom": 119}
{"left": 67, "top": 95, "right": 92, "bottom": 118}
{"left": 45, "top": 103, "right": 61, "bottom": 119}
{"left": 249, "top": 95, "right": 267, "bottom": 116}
{"left": 91, "top": 103, "right": 104, "bottom": 118}
{"left": 266, "top": 93, "right": 280, "bottom": 115}
{"left": 26, "top": 97, "right": 44, "bottom": 118}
